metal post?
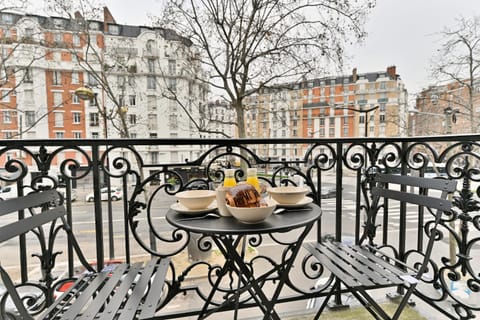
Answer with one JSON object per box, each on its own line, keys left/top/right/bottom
{"left": 75, "top": 86, "right": 115, "bottom": 261}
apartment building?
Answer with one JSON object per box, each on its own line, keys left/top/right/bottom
{"left": 244, "top": 66, "right": 408, "bottom": 160}
{"left": 0, "top": 8, "right": 208, "bottom": 173}
{"left": 413, "top": 80, "right": 480, "bottom": 136}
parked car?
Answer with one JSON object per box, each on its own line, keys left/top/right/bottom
{"left": 320, "top": 186, "right": 337, "bottom": 199}
{"left": 85, "top": 187, "right": 122, "bottom": 202}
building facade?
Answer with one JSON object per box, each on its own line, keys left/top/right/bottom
{"left": 244, "top": 66, "right": 408, "bottom": 161}
{"left": 413, "top": 80, "right": 480, "bottom": 137}
{"left": 0, "top": 8, "right": 208, "bottom": 174}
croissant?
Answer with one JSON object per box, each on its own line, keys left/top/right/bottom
{"left": 225, "top": 183, "right": 261, "bottom": 207}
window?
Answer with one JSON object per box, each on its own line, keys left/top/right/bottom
{"left": 73, "top": 132, "right": 82, "bottom": 139}
{"left": 359, "top": 115, "right": 365, "bottom": 124}
{"left": 147, "top": 95, "right": 156, "bottom": 110}
{"left": 148, "top": 114, "right": 158, "bottom": 130}
{"left": 53, "top": 18, "right": 64, "bottom": 29}
{"left": 146, "top": 39, "right": 155, "bottom": 52}
{"left": 147, "top": 59, "right": 155, "bottom": 73}
{"left": 379, "top": 114, "right": 386, "bottom": 123}
{"left": 149, "top": 133, "right": 158, "bottom": 139}
{"left": 72, "top": 112, "right": 81, "bottom": 124}
{"left": 319, "top": 117, "right": 325, "bottom": 126}
{"left": 73, "top": 34, "right": 80, "bottom": 46}
{"left": 24, "top": 68, "right": 33, "bottom": 82}
{"left": 3, "top": 110, "right": 12, "bottom": 123}
{"left": 129, "top": 114, "right": 136, "bottom": 125}
{"left": 54, "top": 112, "right": 64, "bottom": 127}
{"left": 88, "top": 73, "right": 98, "bottom": 86}
{"left": 2, "top": 90, "right": 10, "bottom": 102}
{"left": 119, "top": 95, "right": 125, "bottom": 106}
{"left": 150, "top": 152, "right": 158, "bottom": 163}
{"left": 4, "top": 131, "right": 13, "bottom": 139}
{"left": 72, "top": 93, "right": 80, "bottom": 104}
{"left": 109, "top": 25, "right": 120, "bottom": 35}
{"left": 89, "top": 112, "right": 99, "bottom": 126}
{"left": 55, "top": 132, "right": 64, "bottom": 139}
{"left": 91, "top": 132, "right": 99, "bottom": 139}
{"left": 147, "top": 76, "right": 156, "bottom": 89}
{"left": 54, "top": 32, "right": 62, "bottom": 43}
{"left": 329, "top": 127, "right": 335, "bottom": 136}
{"left": 71, "top": 71, "right": 79, "bottom": 84}
{"left": 25, "top": 111, "right": 35, "bottom": 126}
{"left": 89, "top": 22, "right": 99, "bottom": 30}
{"left": 129, "top": 95, "right": 136, "bottom": 106}
{"left": 2, "top": 14, "right": 13, "bottom": 24}
{"left": 21, "top": 91, "right": 32, "bottom": 107}
{"left": 168, "top": 60, "right": 176, "bottom": 75}
{"left": 89, "top": 94, "right": 98, "bottom": 107}
{"left": 52, "top": 71, "right": 61, "bottom": 85}
{"left": 117, "top": 75, "right": 125, "bottom": 88}
{"left": 168, "top": 78, "right": 177, "bottom": 92}
{"left": 53, "top": 92, "right": 63, "bottom": 107}
{"left": 329, "top": 117, "right": 335, "bottom": 126}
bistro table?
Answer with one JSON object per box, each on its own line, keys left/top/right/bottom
{"left": 166, "top": 203, "right": 321, "bottom": 320}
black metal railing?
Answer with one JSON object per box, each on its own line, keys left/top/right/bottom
{"left": 0, "top": 136, "right": 479, "bottom": 319}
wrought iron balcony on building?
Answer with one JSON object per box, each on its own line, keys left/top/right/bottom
{"left": 0, "top": 136, "right": 479, "bottom": 319}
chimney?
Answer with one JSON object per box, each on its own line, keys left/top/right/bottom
{"left": 74, "top": 11, "right": 83, "bottom": 21}
{"left": 352, "top": 68, "right": 357, "bottom": 82}
{"left": 386, "top": 66, "right": 397, "bottom": 79}
{"left": 103, "top": 6, "right": 116, "bottom": 32}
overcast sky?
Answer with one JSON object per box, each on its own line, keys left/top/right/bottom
{"left": 100, "top": 0, "right": 478, "bottom": 101}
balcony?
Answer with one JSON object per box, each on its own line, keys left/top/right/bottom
{"left": 0, "top": 136, "right": 479, "bottom": 319}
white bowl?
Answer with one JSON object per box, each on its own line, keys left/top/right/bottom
{"left": 267, "top": 186, "right": 309, "bottom": 205}
{"left": 227, "top": 199, "right": 276, "bottom": 224}
{"left": 175, "top": 190, "right": 216, "bottom": 210}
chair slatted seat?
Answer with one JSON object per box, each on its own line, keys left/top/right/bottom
{"left": 305, "top": 173, "right": 457, "bottom": 320}
{"left": 0, "top": 189, "right": 169, "bottom": 320}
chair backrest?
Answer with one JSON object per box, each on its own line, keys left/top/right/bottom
{"left": 0, "top": 190, "right": 93, "bottom": 319}
{"left": 363, "top": 173, "right": 457, "bottom": 279}
{"left": 0, "top": 190, "right": 65, "bottom": 243}
{"left": 372, "top": 173, "right": 456, "bottom": 211}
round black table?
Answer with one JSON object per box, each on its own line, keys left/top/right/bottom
{"left": 166, "top": 204, "right": 321, "bottom": 235}
{"left": 166, "top": 204, "right": 322, "bottom": 320}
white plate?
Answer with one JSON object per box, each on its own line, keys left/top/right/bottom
{"left": 273, "top": 197, "right": 313, "bottom": 208}
{"left": 170, "top": 202, "right": 217, "bottom": 215}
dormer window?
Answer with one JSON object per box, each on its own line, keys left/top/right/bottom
{"left": 109, "top": 25, "right": 120, "bottom": 35}
{"left": 146, "top": 39, "right": 155, "bottom": 52}
{"left": 89, "top": 22, "right": 99, "bottom": 30}
{"left": 2, "top": 14, "right": 13, "bottom": 25}
{"left": 53, "top": 18, "right": 64, "bottom": 29}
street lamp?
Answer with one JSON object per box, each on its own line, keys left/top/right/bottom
{"left": 74, "top": 86, "right": 115, "bottom": 263}
{"left": 337, "top": 105, "right": 379, "bottom": 138}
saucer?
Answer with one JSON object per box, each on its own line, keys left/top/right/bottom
{"left": 274, "top": 196, "right": 313, "bottom": 208}
{"left": 171, "top": 202, "right": 217, "bottom": 215}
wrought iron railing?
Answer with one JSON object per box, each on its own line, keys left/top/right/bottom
{"left": 0, "top": 136, "right": 479, "bottom": 319}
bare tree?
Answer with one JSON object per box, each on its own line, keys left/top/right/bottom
{"left": 159, "top": 0, "right": 374, "bottom": 138}
{"left": 430, "top": 15, "right": 480, "bottom": 133}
